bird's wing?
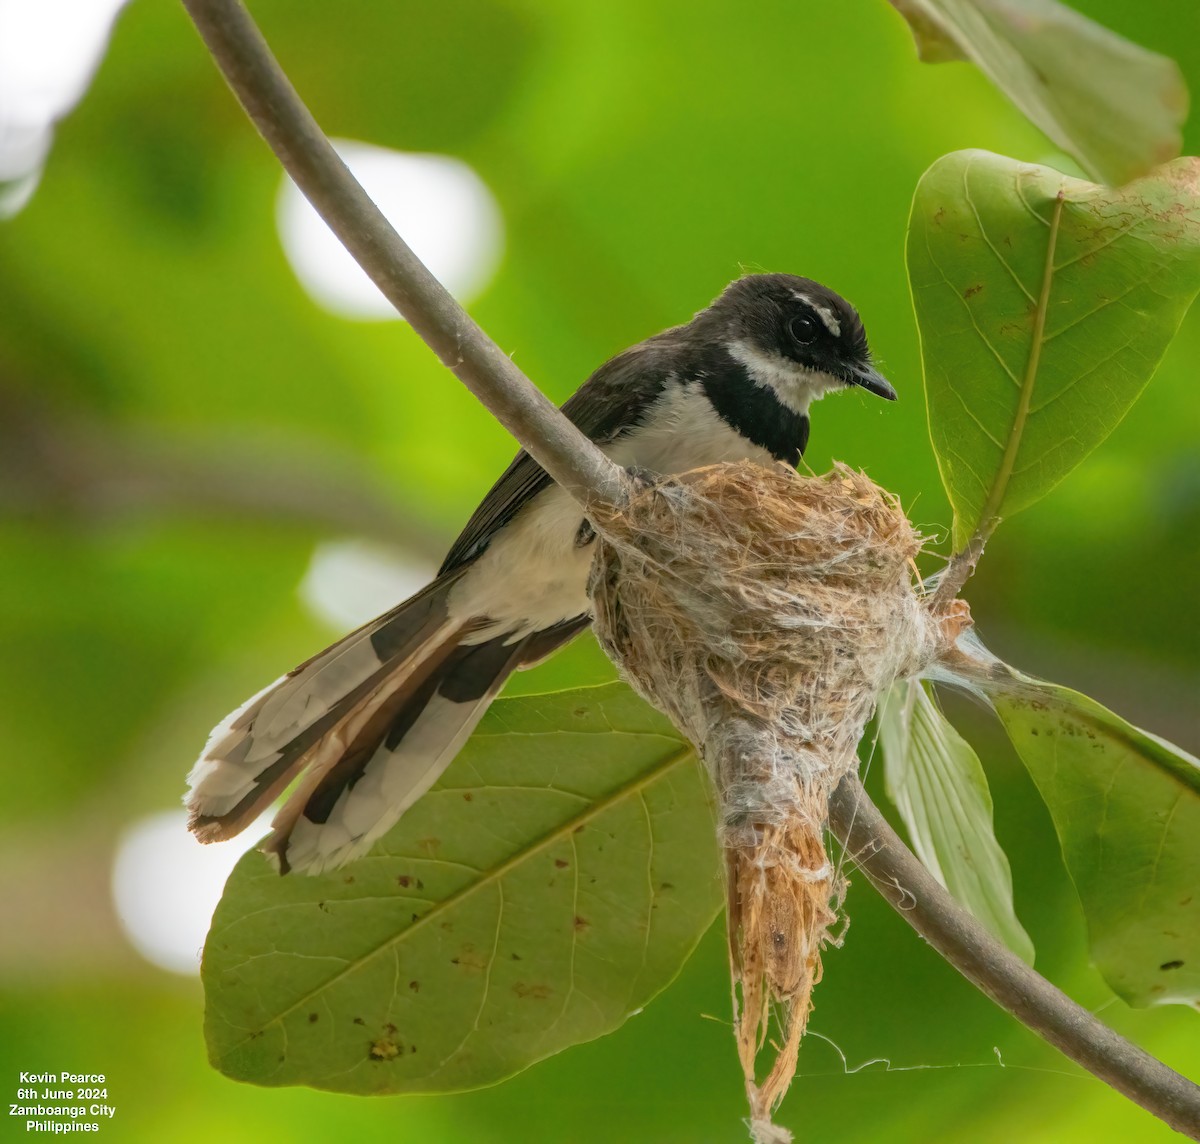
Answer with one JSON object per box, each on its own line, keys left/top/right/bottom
{"left": 439, "top": 340, "right": 676, "bottom": 575}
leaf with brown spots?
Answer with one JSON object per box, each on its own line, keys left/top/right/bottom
{"left": 909, "top": 150, "right": 1200, "bottom": 548}
{"left": 992, "top": 672, "right": 1200, "bottom": 1007}
{"left": 203, "top": 684, "right": 719, "bottom": 1093}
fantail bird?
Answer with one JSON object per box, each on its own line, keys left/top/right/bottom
{"left": 185, "top": 273, "right": 896, "bottom": 873}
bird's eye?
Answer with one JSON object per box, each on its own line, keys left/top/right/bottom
{"left": 789, "top": 313, "right": 818, "bottom": 345}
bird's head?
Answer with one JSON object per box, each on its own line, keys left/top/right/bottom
{"left": 700, "top": 273, "right": 896, "bottom": 412}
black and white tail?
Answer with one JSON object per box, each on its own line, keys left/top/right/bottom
{"left": 185, "top": 571, "right": 584, "bottom": 874}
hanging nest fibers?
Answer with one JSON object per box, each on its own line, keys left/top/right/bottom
{"left": 588, "top": 462, "right": 969, "bottom": 1142}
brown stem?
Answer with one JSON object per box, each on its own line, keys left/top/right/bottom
{"left": 929, "top": 526, "right": 989, "bottom": 612}
{"left": 0, "top": 402, "right": 448, "bottom": 560}
{"left": 829, "top": 775, "right": 1200, "bottom": 1141}
{"left": 178, "top": 0, "right": 628, "bottom": 515}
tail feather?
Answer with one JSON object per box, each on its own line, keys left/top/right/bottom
{"left": 265, "top": 617, "right": 590, "bottom": 875}
{"left": 246, "top": 575, "right": 455, "bottom": 762}
{"left": 267, "top": 640, "right": 527, "bottom": 874}
{"left": 256, "top": 621, "right": 468, "bottom": 859}
{"left": 185, "top": 573, "right": 462, "bottom": 843}
{"left": 187, "top": 551, "right": 591, "bottom": 874}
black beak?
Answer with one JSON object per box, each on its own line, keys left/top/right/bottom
{"left": 846, "top": 363, "right": 898, "bottom": 401}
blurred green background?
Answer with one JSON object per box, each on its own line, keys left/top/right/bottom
{"left": 2, "top": 0, "right": 1198, "bottom": 1140}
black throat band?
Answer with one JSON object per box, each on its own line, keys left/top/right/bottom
{"left": 699, "top": 360, "right": 811, "bottom": 465}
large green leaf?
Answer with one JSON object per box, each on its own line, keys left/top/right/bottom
{"left": 889, "top": 0, "right": 1187, "bottom": 185}
{"left": 203, "top": 683, "right": 720, "bottom": 1093}
{"left": 879, "top": 680, "right": 1033, "bottom": 963}
{"left": 992, "top": 677, "right": 1200, "bottom": 1007}
{"left": 908, "top": 150, "right": 1200, "bottom": 549}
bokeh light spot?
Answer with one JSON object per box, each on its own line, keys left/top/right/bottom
{"left": 111, "top": 809, "right": 269, "bottom": 976}
{"left": 299, "top": 538, "right": 434, "bottom": 631}
{"left": 0, "top": 0, "right": 128, "bottom": 214}
{"left": 277, "top": 141, "right": 504, "bottom": 320}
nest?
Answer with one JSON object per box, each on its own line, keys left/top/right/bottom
{"left": 589, "top": 462, "right": 950, "bottom": 1138}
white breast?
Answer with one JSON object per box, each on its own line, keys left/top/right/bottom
{"left": 605, "top": 381, "right": 777, "bottom": 471}
{"left": 448, "top": 383, "right": 775, "bottom": 640}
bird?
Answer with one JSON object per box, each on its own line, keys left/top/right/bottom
{"left": 185, "top": 272, "right": 897, "bottom": 874}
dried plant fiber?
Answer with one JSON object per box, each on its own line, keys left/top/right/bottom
{"left": 589, "top": 462, "right": 956, "bottom": 1138}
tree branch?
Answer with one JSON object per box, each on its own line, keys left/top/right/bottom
{"left": 178, "top": 2, "right": 1200, "bottom": 1135}
{"left": 179, "top": 0, "right": 628, "bottom": 514}
{"left": 829, "top": 774, "right": 1200, "bottom": 1140}
{"left": 0, "top": 397, "right": 449, "bottom": 560}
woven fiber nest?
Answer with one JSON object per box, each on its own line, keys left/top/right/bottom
{"left": 589, "top": 462, "right": 954, "bottom": 1137}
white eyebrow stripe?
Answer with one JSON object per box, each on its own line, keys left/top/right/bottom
{"left": 791, "top": 290, "right": 842, "bottom": 338}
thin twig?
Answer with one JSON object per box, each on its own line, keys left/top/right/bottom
{"left": 0, "top": 400, "right": 448, "bottom": 560}
{"left": 829, "top": 775, "right": 1200, "bottom": 1140}
{"left": 179, "top": 0, "right": 628, "bottom": 515}
{"left": 929, "top": 526, "right": 988, "bottom": 611}
{"left": 178, "top": 1, "right": 1200, "bottom": 1132}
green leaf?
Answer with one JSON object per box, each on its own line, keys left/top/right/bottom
{"left": 908, "top": 150, "right": 1200, "bottom": 549}
{"left": 203, "top": 683, "right": 720, "bottom": 1093}
{"left": 992, "top": 677, "right": 1200, "bottom": 1007}
{"left": 879, "top": 680, "right": 1033, "bottom": 963}
{"left": 889, "top": 0, "right": 1187, "bottom": 185}
{"left": 888, "top": 0, "right": 970, "bottom": 64}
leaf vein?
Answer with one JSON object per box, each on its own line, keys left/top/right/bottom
{"left": 965, "top": 155, "right": 1037, "bottom": 303}
{"left": 924, "top": 233, "right": 1021, "bottom": 386}
{"left": 221, "top": 743, "right": 695, "bottom": 1050}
